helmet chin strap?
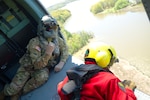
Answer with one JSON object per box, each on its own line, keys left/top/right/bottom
{"left": 107, "top": 49, "right": 113, "bottom": 66}
{"left": 108, "top": 48, "right": 118, "bottom": 67}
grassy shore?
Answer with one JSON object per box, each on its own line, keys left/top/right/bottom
{"left": 117, "top": 3, "right": 145, "bottom": 12}
{"left": 97, "top": 3, "right": 145, "bottom": 15}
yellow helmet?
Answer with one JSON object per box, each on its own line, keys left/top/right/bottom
{"left": 84, "top": 42, "right": 117, "bottom": 68}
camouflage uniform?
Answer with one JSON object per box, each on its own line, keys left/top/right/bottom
{"left": 2, "top": 15, "right": 69, "bottom": 99}
{"left": 3, "top": 34, "right": 68, "bottom": 96}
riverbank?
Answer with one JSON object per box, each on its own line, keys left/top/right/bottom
{"left": 73, "top": 38, "right": 150, "bottom": 96}
{"left": 97, "top": 3, "right": 145, "bottom": 15}
{"left": 117, "top": 3, "right": 145, "bottom": 12}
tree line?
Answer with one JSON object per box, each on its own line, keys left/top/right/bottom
{"left": 90, "top": 0, "right": 141, "bottom": 14}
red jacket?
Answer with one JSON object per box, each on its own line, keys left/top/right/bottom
{"left": 57, "top": 64, "right": 137, "bottom": 100}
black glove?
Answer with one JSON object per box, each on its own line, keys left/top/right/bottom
{"left": 122, "top": 80, "right": 137, "bottom": 91}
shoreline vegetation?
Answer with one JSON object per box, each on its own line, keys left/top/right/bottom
{"left": 48, "top": 0, "right": 145, "bottom": 55}
{"left": 48, "top": 0, "right": 150, "bottom": 95}
{"left": 47, "top": 0, "right": 79, "bottom": 12}
{"left": 90, "top": 0, "right": 142, "bottom": 14}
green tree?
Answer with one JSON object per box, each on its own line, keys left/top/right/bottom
{"left": 90, "top": 0, "right": 117, "bottom": 14}
{"left": 51, "top": 9, "right": 71, "bottom": 25}
{"left": 114, "top": 0, "right": 129, "bottom": 10}
{"left": 90, "top": 2, "right": 104, "bottom": 14}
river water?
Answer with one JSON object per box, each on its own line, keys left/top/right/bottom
{"left": 62, "top": 0, "right": 150, "bottom": 77}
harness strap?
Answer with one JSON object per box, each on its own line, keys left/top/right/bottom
{"left": 62, "top": 64, "right": 107, "bottom": 100}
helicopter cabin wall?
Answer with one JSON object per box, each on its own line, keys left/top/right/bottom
{"left": 0, "top": 0, "right": 38, "bottom": 91}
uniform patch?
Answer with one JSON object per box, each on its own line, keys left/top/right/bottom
{"left": 34, "top": 46, "right": 41, "bottom": 52}
{"left": 118, "top": 82, "right": 125, "bottom": 92}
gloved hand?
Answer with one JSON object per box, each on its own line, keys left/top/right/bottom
{"left": 122, "top": 80, "right": 137, "bottom": 91}
{"left": 33, "top": 42, "right": 55, "bottom": 70}
{"left": 45, "top": 42, "right": 55, "bottom": 55}
{"left": 54, "top": 61, "right": 65, "bottom": 72}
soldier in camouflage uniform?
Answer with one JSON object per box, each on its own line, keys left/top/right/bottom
{"left": 0, "top": 15, "right": 69, "bottom": 100}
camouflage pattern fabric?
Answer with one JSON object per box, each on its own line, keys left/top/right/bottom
{"left": 39, "top": 33, "right": 69, "bottom": 68}
{"left": 58, "top": 36, "right": 68, "bottom": 63}
{"left": 3, "top": 33, "right": 68, "bottom": 96}
{"left": 3, "top": 37, "right": 50, "bottom": 96}
{"left": 4, "top": 67, "right": 49, "bottom": 95}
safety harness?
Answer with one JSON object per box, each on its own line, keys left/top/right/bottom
{"left": 61, "top": 64, "right": 109, "bottom": 100}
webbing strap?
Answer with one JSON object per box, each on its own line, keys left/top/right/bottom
{"left": 65, "top": 64, "right": 106, "bottom": 100}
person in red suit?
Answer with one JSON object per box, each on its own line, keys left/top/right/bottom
{"left": 57, "top": 42, "right": 137, "bottom": 100}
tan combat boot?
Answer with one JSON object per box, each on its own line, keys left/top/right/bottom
{"left": 0, "top": 90, "right": 5, "bottom": 100}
